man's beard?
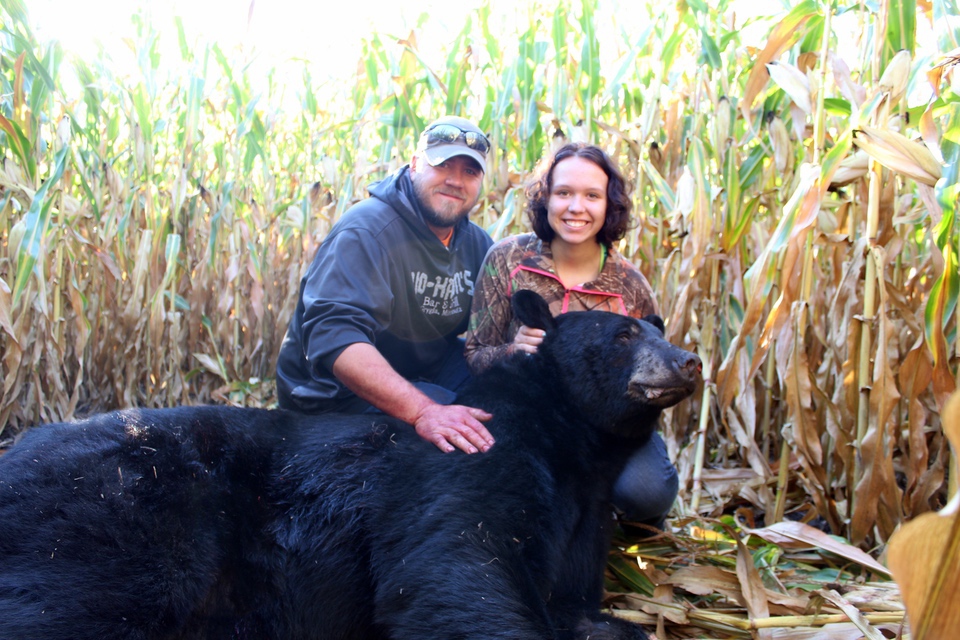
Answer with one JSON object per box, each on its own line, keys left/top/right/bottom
{"left": 412, "top": 176, "right": 472, "bottom": 229}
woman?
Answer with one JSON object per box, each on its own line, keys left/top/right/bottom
{"left": 464, "top": 142, "right": 677, "bottom": 532}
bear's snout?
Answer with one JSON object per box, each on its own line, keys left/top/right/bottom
{"left": 677, "top": 350, "right": 702, "bottom": 380}
{"left": 627, "top": 344, "right": 702, "bottom": 408}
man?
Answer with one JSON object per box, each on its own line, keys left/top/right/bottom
{"left": 277, "top": 116, "right": 495, "bottom": 455}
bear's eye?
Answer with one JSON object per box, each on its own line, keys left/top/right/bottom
{"left": 616, "top": 331, "right": 633, "bottom": 345}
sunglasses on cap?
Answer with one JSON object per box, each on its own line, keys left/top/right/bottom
{"left": 423, "top": 123, "right": 491, "bottom": 155}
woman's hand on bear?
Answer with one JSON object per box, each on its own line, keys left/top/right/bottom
{"left": 511, "top": 324, "right": 546, "bottom": 355}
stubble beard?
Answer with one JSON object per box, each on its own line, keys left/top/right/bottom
{"left": 412, "top": 175, "right": 473, "bottom": 230}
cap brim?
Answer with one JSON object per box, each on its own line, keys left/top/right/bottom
{"left": 423, "top": 144, "right": 487, "bottom": 174}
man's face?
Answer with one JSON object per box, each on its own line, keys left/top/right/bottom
{"left": 410, "top": 154, "right": 484, "bottom": 229}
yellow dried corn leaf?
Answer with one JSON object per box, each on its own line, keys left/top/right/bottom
{"left": 830, "top": 150, "right": 870, "bottom": 187}
{"left": 852, "top": 126, "right": 943, "bottom": 187}
{"left": 769, "top": 116, "right": 791, "bottom": 173}
{"left": 192, "top": 353, "right": 226, "bottom": 380}
{"left": 887, "top": 391, "right": 960, "bottom": 640}
{"left": 675, "top": 166, "right": 695, "bottom": 216}
{"left": 0, "top": 276, "right": 14, "bottom": 341}
{"left": 766, "top": 61, "right": 812, "bottom": 114}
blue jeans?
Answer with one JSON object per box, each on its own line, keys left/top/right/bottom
{"left": 612, "top": 432, "right": 679, "bottom": 527}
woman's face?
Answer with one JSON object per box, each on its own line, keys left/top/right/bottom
{"left": 546, "top": 156, "right": 608, "bottom": 249}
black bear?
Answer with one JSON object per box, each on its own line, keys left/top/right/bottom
{"left": 0, "top": 291, "right": 700, "bottom": 640}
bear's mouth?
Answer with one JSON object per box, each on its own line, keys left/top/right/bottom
{"left": 628, "top": 383, "right": 695, "bottom": 408}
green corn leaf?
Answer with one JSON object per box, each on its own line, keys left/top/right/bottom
{"left": 820, "top": 129, "right": 854, "bottom": 184}
{"left": 640, "top": 156, "right": 676, "bottom": 212}
{"left": 551, "top": 4, "right": 568, "bottom": 61}
{"left": 551, "top": 4, "right": 570, "bottom": 118}
{"left": 106, "top": 111, "right": 120, "bottom": 140}
{"left": 577, "top": 0, "right": 601, "bottom": 129}
{"left": 924, "top": 245, "right": 958, "bottom": 367}
{"left": 516, "top": 25, "right": 538, "bottom": 100}
{"left": 132, "top": 84, "right": 154, "bottom": 149}
{"left": 244, "top": 137, "right": 264, "bottom": 174}
{"left": 521, "top": 96, "right": 541, "bottom": 144}
{"left": 721, "top": 140, "right": 745, "bottom": 252}
{"left": 161, "top": 233, "right": 182, "bottom": 291}
{"left": 723, "top": 195, "right": 760, "bottom": 255}
{"left": 799, "top": 14, "right": 825, "bottom": 54}
{"left": 605, "top": 25, "right": 653, "bottom": 101}
{"left": 443, "top": 19, "right": 473, "bottom": 114}
{"left": 175, "top": 16, "right": 191, "bottom": 61}
{"left": 1, "top": 0, "right": 30, "bottom": 28}
{"left": 11, "top": 143, "right": 69, "bottom": 307}
{"left": 363, "top": 41, "right": 380, "bottom": 92}
{"left": 477, "top": 1, "right": 500, "bottom": 66}
{"left": 700, "top": 27, "right": 722, "bottom": 69}
{"left": 207, "top": 182, "right": 234, "bottom": 267}
{"left": 824, "top": 97, "right": 852, "bottom": 118}
{"left": 885, "top": 0, "right": 916, "bottom": 63}
{"left": 738, "top": 144, "right": 766, "bottom": 190}
{"left": 933, "top": 0, "right": 960, "bottom": 50}
{"left": 925, "top": 101, "right": 960, "bottom": 360}
{"left": 660, "top": 22, "right": 685, "bottom": 77}
{"left": 606, "top": 553, "right": 656, "bottom": 596}
{"left": 5, "top": 31, "right": 58, "bottom": 94}
{"left": 0, "top": 112, "right": 36, "bottom": 183}
{"left": 73, "top": 58, "right": 103, "bottom": 126}
{"left": 488, "top": 187, "right": 520, "bottom": 241}
{"left": 26, "top": 41, "right": 60, "bottom": 117}
{"left": 181, "top": 61, "right": 207, "bottom": 154}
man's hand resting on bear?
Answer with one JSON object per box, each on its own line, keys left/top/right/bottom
{"left": 413, "top": 403, "right": 494, "bottom": 454}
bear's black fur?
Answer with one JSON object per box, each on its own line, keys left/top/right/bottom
{"left": 0, "top": 291, "right": 701, "bottom": 640}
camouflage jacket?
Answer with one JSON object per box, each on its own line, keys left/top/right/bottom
{"left": 464, "top": 233, "right": 658, "bottom": 373}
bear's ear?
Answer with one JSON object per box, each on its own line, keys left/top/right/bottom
{"left": 641, "top": 314, "right": 666, "bottom": 334}
{"left": 511, "top": 290, "right": 557, "bottom": 332}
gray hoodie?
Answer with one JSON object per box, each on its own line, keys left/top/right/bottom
{"left": 276, "top": 166, "right": 493, "bottom": 413}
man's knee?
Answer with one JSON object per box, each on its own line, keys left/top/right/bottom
{"left": 612, "top": 435, "right": 679, "bottom": 524}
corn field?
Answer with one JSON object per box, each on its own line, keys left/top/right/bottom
{"left": 1, "top": 0, "right": 958, "bottom": 561}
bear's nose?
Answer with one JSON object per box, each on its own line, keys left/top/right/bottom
{"left": 677, "top": 352, "right": 702, "bottom": 380}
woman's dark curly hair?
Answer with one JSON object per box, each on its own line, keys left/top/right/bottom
{"left": 525, "top": 142, "right": 633, "bottom": 247}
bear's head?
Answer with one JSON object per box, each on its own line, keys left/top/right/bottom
{"left": 511, "top": 290, "right": 701, "bottom": 435}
